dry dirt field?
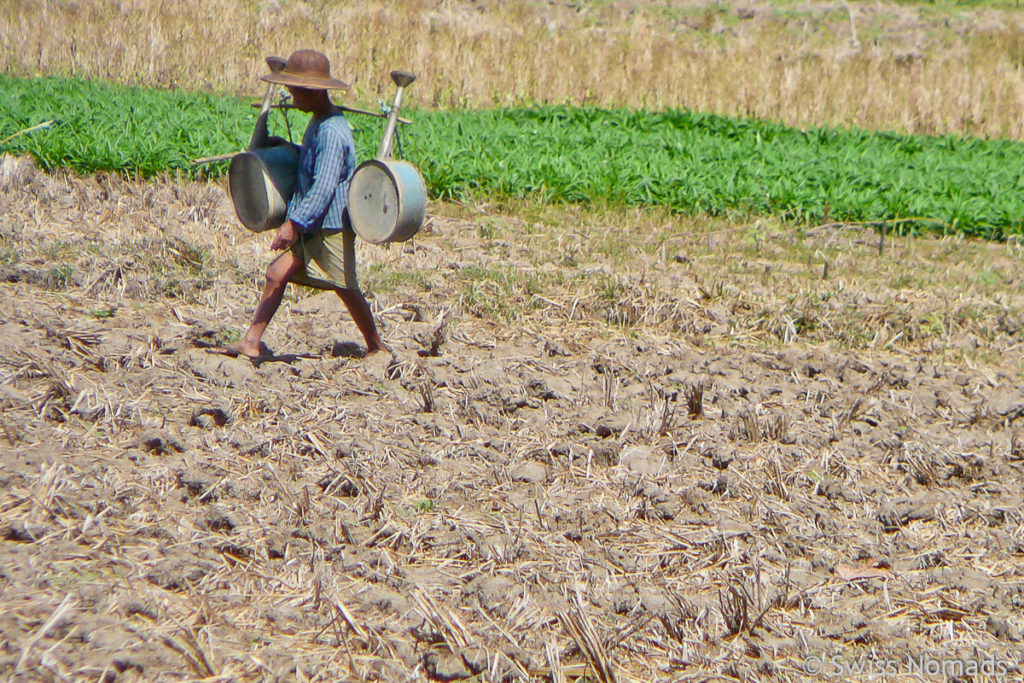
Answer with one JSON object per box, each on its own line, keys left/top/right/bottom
{"left": 2, "top": 153, "right": 1024, "bottom": 682}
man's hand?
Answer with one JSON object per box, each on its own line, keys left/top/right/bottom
{"left": 271, "top": 221, "right": 299, "bottom": 250}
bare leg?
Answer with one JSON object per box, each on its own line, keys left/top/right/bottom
{"left": 336, "top": 288, "right": 385, "bottom": 355}
{"left": 228, "top": 252, "right": 304, "bottom": 358}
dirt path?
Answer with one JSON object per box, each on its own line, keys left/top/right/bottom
{"left": 1, "top": 156, "right": 1023, "bottom": 681}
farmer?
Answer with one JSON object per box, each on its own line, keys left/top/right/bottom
{"left": 224, "top": 49, "right": 385, "bottom": 359}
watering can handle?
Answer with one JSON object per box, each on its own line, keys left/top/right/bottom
{"left": 377, "top": 70, "right": 417, "bottom": 160}
{"left": 249, "top": 56, "right": 287, "bottom": 150}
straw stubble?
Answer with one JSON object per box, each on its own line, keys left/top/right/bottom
{"left": 2, "top": 153, "right": 1024, "bottom": 679}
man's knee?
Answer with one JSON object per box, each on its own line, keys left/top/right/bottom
{"left": 266, "top": 254, "right": 301, "bottom": 287}
{"left": 265, "top": 266, "right": 286, "bottom": 285}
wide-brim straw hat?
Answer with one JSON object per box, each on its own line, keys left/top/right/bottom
{"left": 261, "top": 49, "right": 350, "bottom": 90}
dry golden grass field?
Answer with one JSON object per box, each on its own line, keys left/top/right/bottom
{"left": 3, "top": 1, "right": 1024, "bottom": 682}
{"left": 2, "top": 0, "right": 1024, "bottom": 137}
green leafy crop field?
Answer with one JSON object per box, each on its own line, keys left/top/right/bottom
{"left": 3, "top": 75, "right": 1024, "bottom": 238}
{"left": 412, "top": 107, "right": 1024, "bottom": 238}
{"left": 1, "top": 76, "right": 248, "bottom": 176}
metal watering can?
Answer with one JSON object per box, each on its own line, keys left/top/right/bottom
{"left": 228, "top": 56, "right": 299, "bottom": 233}
{"left": 228, "top": 144, "right": 299, "bottom": 233}
{"left": 348, "top": 71, "right": 427, "bottom": 244}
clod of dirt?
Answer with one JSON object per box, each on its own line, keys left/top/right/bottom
{"left": 510, "top": 460, "right": 547, "bottom": 483}
{"left": 801, "top": 361, "right": 824, "bottom": 378}
{"left": 204, "top": 507, "right": 240, "bottom": 532}
{"left": 619, "top": 445, "right": 664, "bottom": 475}
{"left": 217, "top": 540, "right": 254, "bottom": 561}
{"left": 0, "top": 266, "right": 22, "bottom": 283}
{"left": 112, "top": 656, "right": 146, "bottom": 675}
{"left": 318, "top": 472, "right": 360, "bottom": 497}
{"left": 119, "top": 599, "right": 156, "bottom": 621}
{"left": 460, "top": 646, "right": 489, "bottom": 675}
{"left": 637, "top": 587, "right": 674, "bottom": 617}
{"left": 415, "top": 313, "right": 451, "bottom": 357}
{"left": 189, "top": 403, "right": 233, "bottom": 428}
{"left": 813, "top": 610, "right": 862, "bottom": 640}
{"left": 146, "top": 561, "right": 207, "bottom": 590}
{"left": 290, "top": 525, "right": 332, "bottom": 547}
{"left": 525, "top": 376, "right": 573, "bottom": 401}
{"left": 473, "top": 386, "right": 537, "bottom": 413}
{"left": 579, "top": 409, "right": 628, "bottom": 437}
{"left": 586, "top": 440, "right": 617, "bottom": 466}
{"left": 178, "top": 468, "right": 216, "bottom": 498}
{"left": 985, "top": 615, "right": 1018, "bottom": 641}
{"left": 187, "top": 325, "right": 233, "bottom": 349}
{"left": 636, "top": 482, "right": 681, "bottom": 520}
{"left": 699, "top": 474, "right": 730, "bottom": 495}
{"left": 137, "top": 431, "right": 185, "bottom": 455}
{"left": 361, "top": 587, "right": 412, "bottom": 616}
{"left": 700, "top": 444, "right": 735, "bottom": 470}
{"left": 180, "top": 349, "right": 256, "bottom": 387}
{"left": 1010, "top": 432, "right": 1024, "bottom": 460}
{"left": 3, "top": 520, "right": 50, "bottom": 542}
{"left": 609, "top": 585, "right": 641, "bottom": 614}
{"left": 264, "top": 534, "right": 288, "bottom": 559}
{"left": 467, "top": 574, "right": 516, "bottom": 617}
{"left": 424, "top": 648, "right": 472, "bottom": 681}
{"left": 262, "top": 605, "right": 304, "bottom": 629}
{"left": 543, "top": 339, "right": 570, "bottom": 356}
{"left": 877, "top": 497, "right": 936, "bottom": 532}
{"left": 478, "top": 534, "right": 522, "bottom": 562}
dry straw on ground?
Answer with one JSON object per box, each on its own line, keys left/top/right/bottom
{"left": 2, "top": 0, "right": 1024, "bottom": 138}
{"left": 1, "top": 153, "right": 1024, "bottom": 680}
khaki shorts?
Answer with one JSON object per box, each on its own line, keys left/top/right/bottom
{"left": 290, "top": 226, "right": 359, "bottom": 291}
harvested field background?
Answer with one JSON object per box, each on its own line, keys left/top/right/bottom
{"left": 1, "top": 153, "right": 1024, "bottom": 681}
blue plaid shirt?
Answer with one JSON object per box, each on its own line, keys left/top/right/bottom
{"left": 287, "top": 111, "right": 357, "bottom": 233}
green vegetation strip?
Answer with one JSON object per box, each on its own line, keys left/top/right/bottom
{"left": 3, "top": 75, "right": 1023, "bottom": 238}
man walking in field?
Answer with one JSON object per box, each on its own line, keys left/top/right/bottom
{"left": 224, "top": 49, "right": 385, "bottom": 360}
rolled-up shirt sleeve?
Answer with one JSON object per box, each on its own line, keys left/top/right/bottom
{"left": 287, "top": 125, "right": 348, "bottom": 232}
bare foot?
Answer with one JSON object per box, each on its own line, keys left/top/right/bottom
{"left": 364, "top": 343, "right": 387, "bottom": 357}
{"left": 214, "top": 340, "right": 271, "bottom": 360}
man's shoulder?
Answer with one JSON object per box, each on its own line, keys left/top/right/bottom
{"left": 319, "top": 113, "right": 354, "bottom": 140}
